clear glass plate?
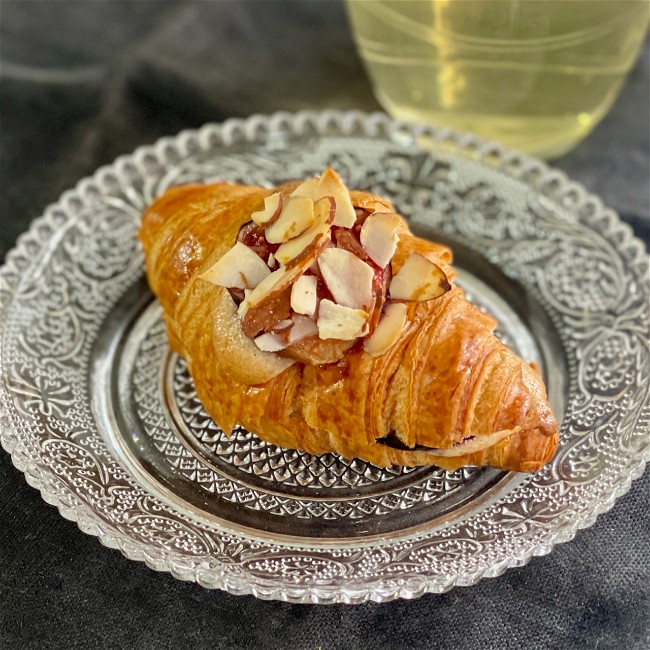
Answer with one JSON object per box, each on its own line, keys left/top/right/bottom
{"left": 1, "top": 111, "right": 648, "bottom": 603}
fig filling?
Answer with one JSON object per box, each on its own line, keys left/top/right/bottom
{"left": 378, "top": 433, "right": 477, "bottom": 451}
{"left": 376, "top": 430, "right": 519, "bottom": 456}
{"left": 201, "top": 169, "right": 451, "bottom": 360}
{"left": 237, "top": 221, "right": 279, "bottom": 261}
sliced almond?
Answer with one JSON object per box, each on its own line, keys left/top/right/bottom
{"left": 389, "top": 252, "right": 451, "bottom": 302}
{"left": 241, "top": 266, "right": 290, "bottom": 307}
{"left": 237, "top": 289, "right": 253, "bottom": 318}
{"left": 241, "top": 227, "right": 327, "bottom": 339}
{"left": 318, "top": 247, "right": 375, "bottom": 310}
{"left": 239, "top": 198, "right": 335, "bottom": 338}
{"left": 242, "top": 287, "right": 292, "bottom": 338}
{"left": 251, "top": 193, "right": 282, "bottom": 227}
{"left": 290, "top": 177, "right": 319, "bottom": 198}
{"left": 367, "top": 264, "right": 391, "bottom": 336}
{"left": 314, "top": 195, "right": 337, "bottom": 224}
{"left": 267, "top": 252, "right": 277, "bottom": 269}
{"left": 290, "top": 274, "right": 318, "bottom": 316}
{"left": 272, "top": 319, "right": 293, "bottom": 332}
{"left": 313, "top": 168, "right": 356, "bottom": 228}
{"left": 288, "top": 314, "right": 319, "bottom": 344}
{"left": 317, "top": 299, "right": 368, "bottom": 340}
{"left": 363, "top": 302, "right": 408, "bottom": 357}
{"left": 333, "top": 228, "right": 371, "bottom": 263}
{"left": 308, "top": 258, "right": 322, "bottom": 277}
{"left": 254, "top": 332, "right": 287, "bottom": 352}
{"left": 265, "top": 195, "right": 315, "bottom": 244}
{"left": 360, "top": 212, "right": 402, "bottom": 269}
{"left": 199, "top": 242, "right": 271, "bottom": 290}
{"left": 274, "top": 196, "right": 334, "bottom": 267}
{"left": 239, "top": 266, "right": 296, "bottom": 337}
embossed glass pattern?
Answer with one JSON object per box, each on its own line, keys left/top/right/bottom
{"left": 1, "top": 112, "right": 648, "bottom": 602}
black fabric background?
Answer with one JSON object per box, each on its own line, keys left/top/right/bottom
{"left": 1, "top": 2, "right": 648, "bottom": 649}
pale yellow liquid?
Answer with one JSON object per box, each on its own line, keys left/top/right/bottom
{"left": 347, "top": 0, "right": 649, "bottom": 158}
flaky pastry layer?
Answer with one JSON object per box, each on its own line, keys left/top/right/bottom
{"left": 139, "top": 181, "right": 559, "bottom": 472}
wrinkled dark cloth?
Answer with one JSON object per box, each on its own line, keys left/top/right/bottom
{"left": 1, "top": 2, "right": 648, "bottom": 649}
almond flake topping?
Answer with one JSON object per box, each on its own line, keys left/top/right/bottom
{"left": 215, "top": 170, "right": 451, "bottom": 357}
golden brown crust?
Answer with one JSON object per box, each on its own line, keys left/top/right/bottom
{"left": 139, "top": 180, "right": 559, "bottom": 472}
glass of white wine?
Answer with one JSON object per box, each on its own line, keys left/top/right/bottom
{"left": 346, "top": 0, "right": 649, "bottom": 158}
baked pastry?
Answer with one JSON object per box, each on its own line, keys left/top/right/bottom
{"left": 139, "top": 169, "right": 559, "bottom": 472}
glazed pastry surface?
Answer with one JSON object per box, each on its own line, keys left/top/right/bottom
{"left": 139, "top": 180, "right": 559, "bottom": 472}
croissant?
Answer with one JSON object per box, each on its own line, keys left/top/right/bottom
{"left": 139, "top": 170, "right": 559, "bottom": 472}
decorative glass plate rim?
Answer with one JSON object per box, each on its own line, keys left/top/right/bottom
{"left": 1, "top": 110, "right": 648, "bottom": 603}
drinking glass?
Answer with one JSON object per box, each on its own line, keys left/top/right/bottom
{"left": 346, "top": 0, "right": 649, "bottom": 158}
